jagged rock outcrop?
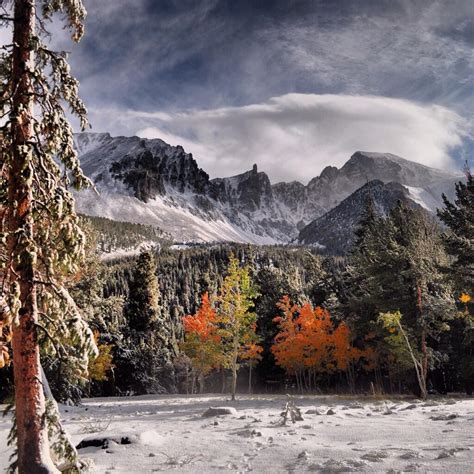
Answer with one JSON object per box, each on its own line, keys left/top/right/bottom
{"left": 73, "top": 133, "right": 462, "bottom": 246}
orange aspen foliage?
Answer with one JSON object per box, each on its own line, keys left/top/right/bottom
{"left": 460, "top": 293, "right": 471, "bottom": 304}
{"left": 240, "top": 342, "right": 263, "bottom": 364}
{"left": 181, "top": 292, "right": 222, "bottom": 377}
{"left": 271, "top": 296, "right": 303, "bottom": 375}
{"left": 332, "top": 323, "right": 377, "bottom": 372}
{"left": 272, "top": 296, "right": 376, "bottom": 387}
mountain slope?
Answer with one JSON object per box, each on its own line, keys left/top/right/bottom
{"left": 297, "top": 180, "right": 420, "bottom": 254}
{"left": 73, "top": 133, "right": 462, "bottom": 245}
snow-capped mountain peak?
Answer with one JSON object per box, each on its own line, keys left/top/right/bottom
{"left": 73, "top": 133, "right": 462, "bottom": 246}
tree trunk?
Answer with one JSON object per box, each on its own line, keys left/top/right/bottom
{"left": 220, "top": 367, "right": 226, "bottom": 394}
{"left": 417, "top": 284, "right": 428, "bottom": 400}
{"left": 8, "top": 1, "right": 57, "bottom": 472}
{"left": 198, "top": 373, "right": 204, "bottom": 394}
{"left": 248, "top": 364, "right": 252, "bottom": 394}
{"left": 231, "top": 358, "right": 237, "bottom": 401}
{"left": 231, "top": 336, "right": 238, "bottom": 401}
{"left": 191, "top": 369, "right": 196, "bottom": 394}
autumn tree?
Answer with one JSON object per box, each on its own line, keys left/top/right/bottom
{"left": 378, "top": 311, "right": 431, "bottom": 398}
{"left": 272, "top": 297, "right": 375, "bottom": 392}
{"left": 0, "top": 0, "right": 97, "bottom": 471}
{"left": 271, "top": 296, "right": 305, "bottom": 385}
{"left": 181, "top": 292, "right": 222, "bottom": 393}
{"left": 216, "top": 254, "right": 259, "bottom": 400}
{"left": 87, "top": 331, "right": 114, "bottom": 394}
{"left": 331, "top": 322, "right": 376, "bottom": 392}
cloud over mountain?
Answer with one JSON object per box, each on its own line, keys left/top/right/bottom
{"left": 130, "top": 94, "right": 468, "bottom": 183}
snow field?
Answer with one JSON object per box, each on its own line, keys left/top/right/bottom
{"left": 1, "top": 394, "right": 472, "bottom": 472}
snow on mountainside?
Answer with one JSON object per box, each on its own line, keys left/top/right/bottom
{"left": 298, "top": 180, "right": 420, "bottom": 254}
{"left": 73, "top": 133, "right": 462, "bottom": 245}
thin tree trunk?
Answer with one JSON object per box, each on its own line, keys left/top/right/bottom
{"left": 231, "top": 346, "right": 238, "bottom": 401}
{"left": 417, "top": 284, "right": 428, "bottom": 400}
{"left": 220, "top": 367, "right": 226, "bottom": 394}
{"left": 248, "top": 364, "right": 252, "bottom": 394}
{"left": 191, "top": 369, "right": 196, "bottom": 394}
{"left": 397, "top": 319, "right": 426, "bottom": 400}
{"left": 198, "top": 373, "right": 204, "bottom": 394}
{"left": 185, "top": 366, "right": 189, "bottom": 395}
{"left": 8, "top": 1, "right": 57, "bottom": 472}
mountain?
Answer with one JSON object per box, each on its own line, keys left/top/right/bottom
{"left": 73, "top": 133, "right": 462, "bottom": 245}
{"left": 297, "top": 180, "right": 420, "bottom": 254}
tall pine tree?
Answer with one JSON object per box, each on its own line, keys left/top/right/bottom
{"left": 438, "top": 167, "right": 474, "bottom": 393}
{"left": 437, "top": 167, "right": 474, "bottom": 292}
{"left": 0, "top": 1, "right": 96, "bottom": 471}
{"left": 347, "top": 202, "right": 455, "bottom": 397}
{"left": 121, "top": 250, "right": 177, "bottom": 394}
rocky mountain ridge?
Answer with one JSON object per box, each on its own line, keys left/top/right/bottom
{"left": 297, "top": 180, "right": 420, "bottom": 254}
{"left": 74, "top": 132, "right": 462, "bottom": 245}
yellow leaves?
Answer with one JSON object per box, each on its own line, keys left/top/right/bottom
{"left": 240, "top": 343, "right": 263, "bottom": 363}
{"left": 459, "top": 293, "right": 471, "bottom": 304}
{"left": 0, "top": 319, "right": 11, "bottom": 370}
{"left": 0, "top": 344, "right": 10, "bottom": 369}
{"left": 88, "top": 331, "right": 114, "bottom": 382}
{"left": 457, "top": 293, "right": 472, "bottom": 320}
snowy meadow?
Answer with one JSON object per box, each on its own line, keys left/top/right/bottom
{"left": 1, "top": 394, "right": 473, "bottom": 473}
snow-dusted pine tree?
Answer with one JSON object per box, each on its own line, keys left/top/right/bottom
{"left": 438, "top": 166, "right": 474, "bottom": 292}
{"left": 0, "top": 1, "right": 96, "bottom": 471}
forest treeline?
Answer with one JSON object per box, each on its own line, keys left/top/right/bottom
{"left": 79, "top": 215, "right": 172, "bottom": 254}
{"left": 0, "top": 174, "right": 472, "bottom": 403}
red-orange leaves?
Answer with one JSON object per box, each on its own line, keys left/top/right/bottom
{"left": 182, "top": 292, "right": 219, "bottom": 342}
{"left": 181, "top": 292, "right": 221, "bottom": 376}
{"left": 271, "top": 296, "right": 375, "bottom": 390}
{"left": 272, "top": 298, "right": 334, "bottom": 376}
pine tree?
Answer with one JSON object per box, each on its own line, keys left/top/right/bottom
{"left": 438, "top": 169, "right": 474, "bottom": 393}
{"left": 216, "top": 254, "right": 259, "bottom": 400}
{"left": 350, "top": 202, "right": 455, "bottom": 398}
{"left": 437, "top": 167, "right": 474, "bottom": 292}
{"left": 127, "top": 251, "right": 160, "bottom": 333}
{"left": 341, "top": 194, "right": 387, "bottom": 338}
{"left": 122, "top": 250, "right": 176, "bottom": 394}
{"left": 0, "top": 1, "right": 96, "bottom": 471}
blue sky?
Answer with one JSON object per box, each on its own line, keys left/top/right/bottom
{"left": 31, "top": 1, "right": 474, "bottom": 180}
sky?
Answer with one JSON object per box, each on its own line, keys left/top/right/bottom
{"left": 4, "top": 0, "right": 474, "bottom": 182}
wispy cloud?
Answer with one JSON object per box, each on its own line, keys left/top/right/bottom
{"left": 1, "top": 0, "right": 472, "bottom": 174}
{"left": 50, "top": 0, "right": 472, "bottom": 116}
{"left": 120, "top": 93, "right": 470, "bottom": 183}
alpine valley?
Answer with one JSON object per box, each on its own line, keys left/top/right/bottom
{"left": 74, "top": 132, "right": 463, "bottom": 254}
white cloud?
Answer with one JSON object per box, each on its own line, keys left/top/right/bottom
{"left": 126, "top": 93, "right": 470, "bottom": 183}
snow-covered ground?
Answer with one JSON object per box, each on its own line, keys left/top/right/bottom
{"left": 1, "top": 394, "right": 473, "bottom": 472}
